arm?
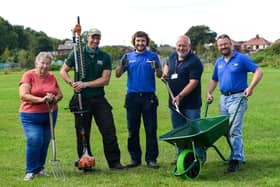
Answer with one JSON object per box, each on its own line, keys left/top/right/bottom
{"left": 206, "top": 79, "right": 218, "bottom": 103}
{"left": 116, "top": 54, "right": 128, "bottom": 78}
{"left": 19, "top": 83, "right": 56, "bottom": 104}
{"left": 155, "top": 68, "right": 163, "bottom": 78}
{"left": 174, "top": 79, "right": 199, "bottom": 105}
{"left": 72, "top": 70, "right": 112, "bottom": 92}
{"left": 162, "top": 63, "right": 168, "bottom": 78}
{"left": 154, "top": 58, "right": 162, "bottom": 78}
{"left": 244, "top": 67, "right": 263, "bottom": 97}
{"left": 86, "top": 69, "right": 111, "bottom": 87}
{"left": 54, "top": 86, "right": 63, "bottom": 103}
{"left": 115, "top": 64, "right": 123, "bottom": 78}
{"left": 60, "top": 63, "right": 73, "bottom": 86}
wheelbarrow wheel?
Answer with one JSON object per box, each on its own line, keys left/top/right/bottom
{"left": 176, "top": 149, "right": 201, "bottom": 179}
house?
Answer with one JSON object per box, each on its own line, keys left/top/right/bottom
{"left": 241, "top": 34, "right": 270, "bottom": 52}
{"left": 57, "top": 40, "right": 74, "bottom": 55}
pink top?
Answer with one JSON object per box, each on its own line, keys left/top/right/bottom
{"left": 19, "top": 70, "right": 60, "bottom": 113}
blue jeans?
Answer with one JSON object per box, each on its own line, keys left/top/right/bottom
{"left": 170, "top": 108, "right": 200, "bottom": 154}
{"left": 20, "top": 112, "right": 57, "bottom": 173}
{"left": 125, "top": 93, "right": 159, "bottom": 163}
{"left": 220, "top": 93, "right": 247, "bottom": 161}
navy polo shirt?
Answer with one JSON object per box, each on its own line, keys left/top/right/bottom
{"left": 212, "top": 51, "right": 258, "bottom": 93}
{"left": 167, "top": 51, "right": 203, "bottom": 109}
{"left": 122, "top": 50, "right": 161, "bottom": 93}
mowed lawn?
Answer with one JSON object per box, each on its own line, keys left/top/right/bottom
{"left": 0, "top": 67, "right": 279, "bottom": 187}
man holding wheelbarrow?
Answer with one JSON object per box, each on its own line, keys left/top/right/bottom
{"left": 162, "top": 35, "right": 204, "bottom": 165}
{"left": 206, "top": 34, "right": 263, "bottom": 173}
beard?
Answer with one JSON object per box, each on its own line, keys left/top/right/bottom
{"left": 221, "top": 48, "right": 231, "bottom": 57}
{"left": 135, "top": 44, "right": 146, "bottom": 52}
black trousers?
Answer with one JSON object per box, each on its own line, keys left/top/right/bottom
{"left": 74, "top": 96, "right": 121, "bottom": 167}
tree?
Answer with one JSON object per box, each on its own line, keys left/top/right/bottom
{"left": 185, "top": 25, "right": 217, "bottom": 51}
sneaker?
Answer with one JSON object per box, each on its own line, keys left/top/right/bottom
{"left": 37, "top": 169, "right": 49, "bottom": 176}
{"left": 110, "top": 163, "right": 126, "bottom": 170}
{"left": 126, "top": 160, "right": 141, "bottom": 168}
{"left": 24, "top": 173, "right": 35, "bottom": 181}
{"left": 225, "top": 160, "right": 239, "bottom": 173}
{"left": 147, "top": 161, "right": 159, "bottom": 169}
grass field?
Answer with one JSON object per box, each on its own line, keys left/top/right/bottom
{"left": 0, "top": 67, "right": 279, "bottom": 187}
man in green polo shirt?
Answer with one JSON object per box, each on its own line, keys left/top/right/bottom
{"left": 60, "top": 28, "right": 125, "bottom": 170}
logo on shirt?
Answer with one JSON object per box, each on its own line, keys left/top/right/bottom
{"left": 146, "top": 59, "right": 153, "bottom": 63}
{"left": 218, "top": 64, "right": 223, "bottom": 69}
{"left": 97, "top": 60, "right": 103, "bottom": 65}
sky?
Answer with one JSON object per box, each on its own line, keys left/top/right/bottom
{"left": 1, "top": 0, "right": 279, "bottom": 46}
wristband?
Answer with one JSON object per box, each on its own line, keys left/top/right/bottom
{"left": 83, "top": 82, "right": 89, "bottom": 88}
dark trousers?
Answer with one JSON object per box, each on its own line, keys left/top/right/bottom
{"left": 125, "top": 93, "right": 159, "bottom": 163}
{"left": 74, "top": 96, "right": 121, "bottom": 167}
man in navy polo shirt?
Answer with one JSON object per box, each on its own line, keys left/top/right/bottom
{"left": 162, "top": 35, "right": 204, "bottom": 164}
{"left": 116, "top": 31, "right": 162, "bottom": 169}
{"left": 206, "top": 34, "right": 263, "bottom": 173}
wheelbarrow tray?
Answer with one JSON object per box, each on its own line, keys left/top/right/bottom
{"left": 159, "top": 115, "right": 229, "bottom": 149}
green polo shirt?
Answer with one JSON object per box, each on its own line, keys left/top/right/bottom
{"left": 66, "top": 47, "right": 112, "bottom": 98}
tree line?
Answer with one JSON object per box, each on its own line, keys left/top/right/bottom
{"left": 0, "top": 17, "right": 62, "bottom": 68}
{"left": 1, "top": 16, "right": 279, "bottom": 69}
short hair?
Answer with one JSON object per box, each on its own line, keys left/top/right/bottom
{"left": 217, "top": 34, "right": 231, "bottom": 40}
{"left": 131, "top": 31, "right": 150, "bottom": 46}
{"left": 35, "top": 52, "right": 53, "bottom": 64}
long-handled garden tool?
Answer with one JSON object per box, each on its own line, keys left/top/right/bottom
{"left": 47, "top": 102, "right": 65, "bottom": 179}
{"left": 161, "top": 77, "right": 191, "bottom": 122}
{"left": 76, "top": 128, "right": 96, "bottom": 171}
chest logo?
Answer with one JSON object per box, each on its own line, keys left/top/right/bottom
{"left": 97, "top": 60, "right": 103, "bottom": 65}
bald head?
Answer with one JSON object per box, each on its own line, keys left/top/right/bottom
{"left": 176, "top": 35, "right": 191, "bottom": 60}
{"left": 176, "top": 35, "right": 191, "bottom": 45}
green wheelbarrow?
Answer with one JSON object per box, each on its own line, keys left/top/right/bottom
{"left": 159, "top": 97, "right": 245, "bottom": 179}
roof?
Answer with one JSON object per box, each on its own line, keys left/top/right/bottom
{"left": 242, "top": 34, "right": 270, "bottom": 45}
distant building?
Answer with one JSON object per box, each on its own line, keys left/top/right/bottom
{"left": 57, "top": 40, "right": 73, "bottom": 55}
{"left": 241, "top": 34, "right": 270, "bottom": 52}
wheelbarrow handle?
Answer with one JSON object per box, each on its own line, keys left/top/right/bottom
{"left": 230, "top": 96, "right": 246, "bottom": 127}
{"left": 204, "top": 100, "right": 212, "bottom": 118}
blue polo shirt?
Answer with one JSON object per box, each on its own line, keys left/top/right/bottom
{"left": 121, "top": 50, "right": 161, "bottom": 93}
{"left": 212, "top": 51, "right": 258, "bottom": 93}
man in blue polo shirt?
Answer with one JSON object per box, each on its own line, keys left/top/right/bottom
{"left": 162, "top": 35, "right": 204, "bottom": 164}
{"left": 206, "top": 34, "right": 263, "bottom": 173}
{"left": 116, "top": 31, "right": 162, "bottom": 169}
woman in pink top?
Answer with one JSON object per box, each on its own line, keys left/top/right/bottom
{"left": 19, "top": 52, "right": 63, "bottom": 181}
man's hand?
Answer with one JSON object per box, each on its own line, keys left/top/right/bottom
{"left": 206, "top": 93, "right": 214, "bottom": 104}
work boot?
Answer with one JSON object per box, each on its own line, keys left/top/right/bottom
{"left": 110, "top": 163, "right": 126, "bottom": 170}
{"left": 225, "top": 160, "right": 239, "bottom": 173}
{"left": 126, "top": 160, "right": 141, "bottom": 168}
